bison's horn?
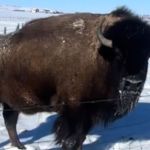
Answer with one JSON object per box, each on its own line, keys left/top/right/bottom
{"left": 97, "top": 28, "right": 113, "bottom": 48}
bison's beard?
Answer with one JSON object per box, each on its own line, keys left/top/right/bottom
{"left": 114, "top": 64, "right": 148, "bottom": 118}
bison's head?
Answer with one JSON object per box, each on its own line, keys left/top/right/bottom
{"left": 98, "top": 14, "right": 150, "bottom": 115}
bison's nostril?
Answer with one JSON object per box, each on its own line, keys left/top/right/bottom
{"left": 123, "top": 78, "right": 143, "bottom": 84}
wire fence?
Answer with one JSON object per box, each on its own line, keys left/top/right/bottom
{"left": 0, "top": 94, "right": 149, "bottom": 112}
{"left": 0, "top": 16, "right": 43, "bottom": 35}
{"left": 0, "top": 24, "right": 23, "bottom": 35}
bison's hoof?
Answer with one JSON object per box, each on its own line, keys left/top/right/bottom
{"left": 12, "top": 143, "right": 26, "bottom": 150}
{"left": 62, "top": 140, "right": 82, "bottom": 150}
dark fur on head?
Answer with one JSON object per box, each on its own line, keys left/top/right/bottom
{"left": 111, "top": 6, "right": 134, "bottom": 17}
{"left": 100, "top": 14, "right": 150, "bottom": 75}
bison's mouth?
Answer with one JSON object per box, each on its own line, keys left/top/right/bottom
{"left": 115, "top": 64, "right": 148, "bottom": 116}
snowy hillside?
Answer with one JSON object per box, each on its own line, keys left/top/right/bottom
{"left": 0, "top": 6, "right": 150, "bottom": 150}
{"left": 0, "top": 5, "right": 59, "bottom": 34}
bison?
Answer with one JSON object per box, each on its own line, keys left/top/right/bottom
{"left": 0, "top": 7, "right": 150, "bottom": 150}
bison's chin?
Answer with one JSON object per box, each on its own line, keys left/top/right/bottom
{"left": 115, "top": 65, "right": 147, "bottom": 117}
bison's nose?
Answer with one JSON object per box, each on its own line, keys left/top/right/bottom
{"left": 121, "top": 77, "right": 143, "bottom": 92}
{"left": 124, "top": 78, "right": 143, "bottom": 84}
{"left": 116, "top": 67, "right": 147, "bottom": 117}
{"left": 119, "top": 73, "right": 145, "bottom": 101}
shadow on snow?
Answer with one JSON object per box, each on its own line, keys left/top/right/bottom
{"left": 0, "top": 102, "right": 150, "bottom": 150}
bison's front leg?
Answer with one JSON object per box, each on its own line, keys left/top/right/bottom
{"left": 54, "top": 107, "right": 92, "bottom": 150}
{"left": 2, "top": 103, "right": 25, "bottom": 149}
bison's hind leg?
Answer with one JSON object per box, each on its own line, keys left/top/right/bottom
{"left": 54, "top": 107, "right": 92, "bottom": 150}
{"left": 2, "top": 103, "right": 25, "bottom": 149}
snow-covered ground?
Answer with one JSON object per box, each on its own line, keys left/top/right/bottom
{"left": 0, "top": 6, "right": 150, "bottom": 150}
{"left": 0, "top": 6, "right": 56, "bottom": 34}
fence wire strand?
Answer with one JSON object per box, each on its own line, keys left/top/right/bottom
{"left": 0, "top": 94, "right": 150, "bottom": 112}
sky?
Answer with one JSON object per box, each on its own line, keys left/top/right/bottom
{"left": 0, "top": 0, "right": 150, "bottom": 15}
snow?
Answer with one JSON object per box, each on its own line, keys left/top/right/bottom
{"left": 0, "top": 6, "right": 150, "bottom": 150}
{"left": 0, "top": 6, "right": 57, "bottom": 34}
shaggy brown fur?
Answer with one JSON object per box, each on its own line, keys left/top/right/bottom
{"left": 1, "top": 13, "right": 122, "bottom": 112}
{"left": 0, "top": 7, "right": 150, "bottom": 150}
